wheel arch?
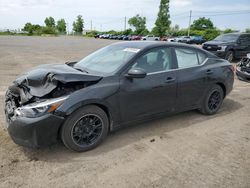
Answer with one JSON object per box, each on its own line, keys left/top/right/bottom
{"left": 215, "top": 82, "right": 226, "bottom": 98}
{"left": 64, "top": 99, "right": 115, "bottom": 127}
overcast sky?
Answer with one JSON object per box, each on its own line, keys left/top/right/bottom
{"left": 0, "top": 0, "right": 250, "bottom": 31}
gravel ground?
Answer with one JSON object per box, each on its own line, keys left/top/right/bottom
{"left": 0, "top": 36, "right": 249, "bottom": 188}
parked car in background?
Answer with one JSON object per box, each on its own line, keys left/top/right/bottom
{"left": 175, "top": 36, "right": 192, "bottom": 43}
{"left": 94, "top": 34, "right": 100, "bottom": 38}
{"left": 167, "top": 37, "right": 176, "bottom": 42}
{"left": 188, "top": 36, "right": 206, "bottom": 44}
{"left": 103, "top": 34, "right": 111, "bottom": 39}
{"left": 117, "top": 35, "right": 125, "bottom": 40}
{"left": 202, "top": 33, "right": 250, "bottom": 62}
{"left": 123, "top": 35, "right": 132, "bottom": 40}
{"left": 110, "top": 35, "right": 119, "bottom": 40}
{"left": 99, "top": 34, "right": 104, "bottom": 39}
{"left": 141, "top": 35, "right": 160, "bottom": 41}
{"left": 131, "top": 35, "right": 142, "bottom": 40}
{"left": 100, "top": 34, "right": 111, "bottom": 39}
{"left": 161, "top": 36, "right": 168, "bottom": 41}
{"left": 5, "top": 42, "right": 234, "bottom": 152}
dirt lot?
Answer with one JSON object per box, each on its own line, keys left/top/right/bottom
{"left": 0, "top": 36, "right": 249, "bottom": 188}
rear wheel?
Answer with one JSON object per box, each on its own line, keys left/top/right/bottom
{"left": 61, "top": 105, "right": 109, "bottom": 152}
{"left": 200, "top": 85, "right": 224, "bottom": 115}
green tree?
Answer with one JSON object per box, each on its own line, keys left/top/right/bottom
{"left": 22, "top": 23, "right": 41, "bottom": 35}
{"left": 123, "top": 28, "right": 133, "bottom": 35}
{"left": 245, "top": 28, "right": 250, "bottom": 33}
{"left": 73, "top": 15, "right": 84, "bottom": 34}
{"left": 191, "top": 17, "right": 214, "bottom": 30}
{"left": 128, "top": 14, "right": 147, "bottom": 35}
{"left": 44, "top": 17, "right": 55, "bottom": 28}
{"left": 152, "top": 0, "right": 171, "bottom": 37}
{"left": 41, "top": 26, "right": 56, "bottom": 34}
{"left": 23, "top": 22, "right": 33, "bottom": 34}
{"left": 57, "top": 19, "right": 66, "bottom": 34}
{"left": 223, "top": 28, "right": 235, "bottom": 34}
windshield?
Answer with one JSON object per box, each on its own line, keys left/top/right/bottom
{"left": 214, "top": 34, "right": 239, "bottom": 42}
{"left": 74, "top": 45, "right": 140, "bottom": 75}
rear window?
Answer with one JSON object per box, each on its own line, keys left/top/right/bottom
{"left": 175, "top": 48, "right": 207, "bottom": 68}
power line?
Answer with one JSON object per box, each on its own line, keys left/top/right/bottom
{"left": 192, "top": 10, "right": 250, "bottom": 14}
{"left": 171, "top": 11, "right": 250, "bottom": 20}
{"left": 192, "top": 11, "right": 250, "bottom": 17}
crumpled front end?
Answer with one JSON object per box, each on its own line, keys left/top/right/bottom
{"left": 4, "top": 63, "right": 102, "bottom": 148}
{"left": 236, "top": 57, "right": 250, "bottom": 82}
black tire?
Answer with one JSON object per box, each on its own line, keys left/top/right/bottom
{"left": 61, "top": 105, "right": 109, "bottom": 152}
{"left": 225, "top": 50, "right": 234, "bottom": 62}
{"left": 200, "top": 85, "right": 224, "bottom": 115}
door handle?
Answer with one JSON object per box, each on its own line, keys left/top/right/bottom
{"left": 165, "top": 77, "right": 175, "bottom": 83}
{"left": 206, "top": 69, "right": 213, "bottom": 75}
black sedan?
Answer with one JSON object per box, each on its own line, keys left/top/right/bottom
{"left": 5, "top": 42, "right": 234, "bottom": 152}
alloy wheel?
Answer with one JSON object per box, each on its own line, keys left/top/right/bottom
{"left": 71, "top": 114, "right": 103, "bottom": 147}
{"left": 208, "top": 91, "right": 221, "bottom": 111}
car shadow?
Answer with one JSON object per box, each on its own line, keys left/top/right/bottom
{"left": 21, "top": 98, "right": 243, "bottom": 162}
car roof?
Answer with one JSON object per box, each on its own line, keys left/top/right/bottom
{"left": 110, "top": 41, "right": 203, "bottom": 51}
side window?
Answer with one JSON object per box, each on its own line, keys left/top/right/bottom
{"left": 239, "top": 35, "right": 250, "bottom": 44}
{"left": 197, "top": 51, "right": 207, "bottom": 64}
{"left": 175, "top": 48, "right": 204, "bottom": 68}
{"left": 239, "top": 35, "right": 247, "bottom": 44}
{"left": 133, "top": 47, "right": 172, "bottom": 73}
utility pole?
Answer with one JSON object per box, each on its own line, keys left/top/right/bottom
{"left": 66, "top": 22, "right": 69, "bottom": 35}
{"left": 188, "top": 10, "right": 192, "bottom": 36}
{"left": 90, "top": 20, "right": 93, "bottom": 31}
{"left": 124, "top": 16, "right": 127, "bottom": 31}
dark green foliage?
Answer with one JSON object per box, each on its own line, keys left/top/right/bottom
{"left": 191, "top": 17, "right": 214, "bottom": 30}
{"left": 223, "top": 28, "right": 236, "bottom": 34}
{"left": 41, "top": 27, "right": 57, "bottom": 35}
{"left": 175, "top": 28, "right": 220, "bottom": 40}
{"left": 128, "top": 15, "right": 148, "bottom": 35}
{"left": 22, "top": 23, "right": 42, "bottom": 35}
{"left": 245, "top": 28, "right": 250, "bottom": 33}
{"left": 123, "top": 28, "right": 133, "bottom": 35}
{"left": 44, "top": 17, "right": 56, "bottom": 28}
{"left": 57, "top": 19, "right": 67, "bottom": 34}
{"left": 152, "top": 0, "right": 171, "bottom": 37}
{"left": 73, "top": 15, "right": 84, "bottom": 34}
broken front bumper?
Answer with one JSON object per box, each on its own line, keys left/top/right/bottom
{"left": 236, "top": 67, "right": 250, "bottom": 82}
{"left": 7, "top": 114, "right": 64, "bottom": 148}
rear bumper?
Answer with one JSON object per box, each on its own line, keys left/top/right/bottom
{"left": 7, "top": 114, "right": 64, "bottom": 148}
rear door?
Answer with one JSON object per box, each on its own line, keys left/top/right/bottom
{"left": 174, "top": 47, "right": 212, "bottom": 110}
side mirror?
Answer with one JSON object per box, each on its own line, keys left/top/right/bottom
{"left": 126, "top": 68, "right": 147, "bottom": 79}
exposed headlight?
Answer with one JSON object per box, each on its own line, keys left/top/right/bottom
{"left": 218, "top": 45, "right": 227, "bottom": 51}
{"left": 15, "top": 96, "right": 68, "bottom": 118}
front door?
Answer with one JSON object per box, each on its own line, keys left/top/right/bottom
{"left": 119, "top": 47, "right": 177, "bottom": 122}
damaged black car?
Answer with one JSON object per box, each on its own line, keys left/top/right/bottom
{"left": 236, "top": 54, "right": 250, "bottom": 82}
{"left": 5, "top": 42, "right": 234, "bottom": 152}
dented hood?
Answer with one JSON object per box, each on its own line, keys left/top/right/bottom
{"left": 13, "top": 64, "right": 102, "bottom": 97}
